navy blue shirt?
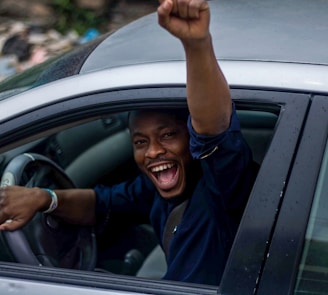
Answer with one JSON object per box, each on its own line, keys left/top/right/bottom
{"left": 94, "top": 107, "right": 255, "bottom": 285}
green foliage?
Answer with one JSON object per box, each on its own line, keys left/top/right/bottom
{"left": 53, "top": 0, "right": 106, "bottom": 35}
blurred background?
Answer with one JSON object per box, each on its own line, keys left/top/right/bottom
{"left": 0, "top": 0, "right": 157, "bottom": 81}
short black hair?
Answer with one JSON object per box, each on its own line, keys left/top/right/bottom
{"left": 128, "top": 108, "right": 189, "bottom": 128}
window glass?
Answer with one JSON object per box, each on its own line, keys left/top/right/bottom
{"left": 0, "top": 35, "right": 106, "bottom": 101}
{"left": 294, "top": 139, "right": 328, "bottom": 294}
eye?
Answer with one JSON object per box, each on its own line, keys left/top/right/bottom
{"left": 133, "top": 139, "right": 147, "bottom": 146}
{"left": 163, "top": 131, "right": 176, "bottom": 138}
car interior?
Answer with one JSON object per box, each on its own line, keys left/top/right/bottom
{"left": 0, "top": 103, "right": 279, "bottom": 281}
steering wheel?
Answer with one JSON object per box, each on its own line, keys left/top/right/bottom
{"left": 0, "top": 153, "right": 97, "bottom": 270}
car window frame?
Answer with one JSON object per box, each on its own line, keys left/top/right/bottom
{"left": 0, "top": 87, "right": 310, "bottom": 294}
{"left": 255, "top": 95, "right": 328, "bottom": 295}
{"left": 220, "top": 89, "right": 310, "bottom": 294}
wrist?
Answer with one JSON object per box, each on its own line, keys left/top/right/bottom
{"left": 38, "top": 188, "right": 58, "bottom": 213}
{"left": 182, "top": 34, "right": 213, "bottom": 52}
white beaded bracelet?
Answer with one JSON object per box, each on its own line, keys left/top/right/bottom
{"left": 42, "top": 189, "right": 58, "bottom": 214}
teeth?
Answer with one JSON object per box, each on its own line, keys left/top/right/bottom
{"left": 151, "top": 163, "right": 174, "bottom": 173}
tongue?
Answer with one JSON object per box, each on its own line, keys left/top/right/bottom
{"left": 157, "top": 167, "right": 177, "bottom": 183}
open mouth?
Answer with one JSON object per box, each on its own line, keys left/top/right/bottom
{"left": 149, "top": 162, "right": 179, "bottom": 190}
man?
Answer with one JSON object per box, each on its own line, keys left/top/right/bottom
{"left": 0, "top": 0, "right": 255, "bottom": 285}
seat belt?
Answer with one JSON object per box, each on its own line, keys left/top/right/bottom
{"left": 162, "top": 199, "right": 189, "bottom": 258}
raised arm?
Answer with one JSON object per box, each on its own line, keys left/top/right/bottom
{"left": 157, "top": 0, "right": 232, "bottom": 135}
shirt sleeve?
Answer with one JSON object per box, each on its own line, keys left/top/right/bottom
{"left": 93, "top": 175, "right": 155, "bottom": 232}
{"left": 188, "top": 103, "right": 241, "bottom": 159}
{"left": 188, "top": 103, "right": 255, "bottom": 219}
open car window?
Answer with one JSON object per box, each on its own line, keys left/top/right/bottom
{"left": 0, "top": 99, "right": 279, "bottom": 276}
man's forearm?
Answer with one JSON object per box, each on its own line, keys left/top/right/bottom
{"left": 51, "top": 189, "right": 96, "bottom": 225}
{"left": 184, "top": 35, "right": 232, "bottom": 136}
{"left": 157, "top": 0, "right": 232, "bottom": 136}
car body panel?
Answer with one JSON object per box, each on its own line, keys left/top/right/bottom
{"left": 1, "top": 0, "right": 328, "bottom": 122}
{"left": 220, "top": 91, "right": 309, "bottom": 294}
{"left": 257, "top": 95, "right": 328, "bottom": 294}
{"left": 0, "top": 86, "right": 311, "bottom": 294}
{"left": 82, "top": 0, "right": 328, "bottom": 72}
{"left": 0, "top": 263, "right": 219, "bottom": 295}
{"left": 1, "top": 61, "right": 328, "bottom": 124}
{"left": 0, "top": 277, "right": 143, "bottom": 295}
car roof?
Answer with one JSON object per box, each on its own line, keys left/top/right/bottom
{"left": 81, "top": 0, "right": 328, "bottom": 73}
{"left": 1, "top": 0, "right": 328, "bottom": 123}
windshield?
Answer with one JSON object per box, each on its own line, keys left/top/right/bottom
{"left": 0, "top": 34, "right": 107, "bottom": 101}
{"left": 0, "top": 57, "right": 58, "bottom": 100}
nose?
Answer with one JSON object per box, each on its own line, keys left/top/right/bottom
{"left": 145, "top": 139, "right": 165, "bottom": 158}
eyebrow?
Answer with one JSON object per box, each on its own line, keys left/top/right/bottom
{"left": 131, "top": 131, "right": 144, "bottom": 138}
{"left": 131, "top": 125, "right": 173, "bottom": 138}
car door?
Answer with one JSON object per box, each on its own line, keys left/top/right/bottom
{"left": 0, "top": 87, "right": 311, "bottom": 295}
{"left": 254, "top": 95, "right": 328, "bottom": 295}
{"left": 220, "top": 89, "right": 310, "bottom": 295}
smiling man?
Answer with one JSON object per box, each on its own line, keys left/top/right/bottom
{"left": 129, "top": 109, "right": 192, "bottom": 199}
{"left": 0, "top": 0, "right": 256, "bottom": 286}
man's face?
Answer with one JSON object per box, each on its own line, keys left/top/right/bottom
{"left": 130, "top": 110, "right": 192, "bottom": 199}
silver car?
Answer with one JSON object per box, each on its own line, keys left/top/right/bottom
{"left": 0, "top": 0, "right": 328, "bottom": 294}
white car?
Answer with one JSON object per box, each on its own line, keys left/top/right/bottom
{"left": 0, "top": 0, "right": 328, "bottom": 294}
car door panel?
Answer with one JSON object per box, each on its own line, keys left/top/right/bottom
{"left": 255, "top": 95, "right": 328, "bottom": 295}
{"left": 0, "top": 88, "right": 312, "bottom": 294}
{"left": 220, "top": 91, "right": 310, "bottom": 295}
